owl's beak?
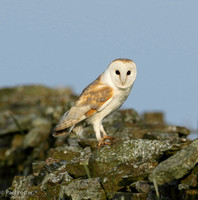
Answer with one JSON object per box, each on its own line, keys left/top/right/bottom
{"left": 120, "top": 76, "right": 126, "bottom": 86}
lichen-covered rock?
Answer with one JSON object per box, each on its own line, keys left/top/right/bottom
{"left": 94, "top": 139, "right": 172, "bottom": 165}
{"left": 40, "top": 169, "right": 73, "bottom": 190}
{"left": 180, "top": 165, "right": 198, "bottom": 188}
{"left": 23, "top": 118, "right": 51, "bottom": 148}
{"left": 9, "top": 175, "right": 35, "bottom": 200}
{"left": 48, "top": 145, "right": 82, "bottom": 161}
{"left": 112, "top": 192, "right": 148, "bottom": 200}
{"left": 0, "top": 114, "right": 36, "bottom": 136}
{"left": 181, "top": 189, "right": 198, "bottom": 200}
{"left": 143, "top": 112, "right": 165, "bottom": 124}
{"left": 130, "top": 181, "right": 151, "bottom": 193}
{"left": 32, "top": 161, "right": 46, "bottom": 176}
{"left": 89, "top": 139, "right": 173, "bottom": 198}
{"left": 149, "top": 139, "right": 198, "bottom": 185}
{"left": 58, "top": 178, "right": 106, "bottom": 200}
{"left": 131, "top": 124, "right": 190, "bottom": 141}
{"left": 34, "top": 160, "right": 68, "bottom": 185}
{"left": 0, "top": 85, "right": 197, "bottom": 200}
{"left": 47, "top": 146, "right": 92, "bottom": 178}
{"left": 143, "top": 131, "right": 179, "bottom": 142}
{"left": 0, "top": 85, "right": 76, "bottom": 189}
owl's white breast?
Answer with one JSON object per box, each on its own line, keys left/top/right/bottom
{"left": 87, "top": 86, "right": 132, "bottom": 125}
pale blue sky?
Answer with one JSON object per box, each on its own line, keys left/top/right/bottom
{"left": 0, "top": 1, "right": 198, "bottom": 130}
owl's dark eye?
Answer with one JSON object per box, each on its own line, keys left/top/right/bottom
{"left": 127, "top": 70, "right": 131, "bottom": 75}
{"left": 115, "top": 70, "right": 120, "bottom": 75}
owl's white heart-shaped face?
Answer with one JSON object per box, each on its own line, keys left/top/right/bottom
{"left": 108, "top": 59, "right": 137, "bottom": 89}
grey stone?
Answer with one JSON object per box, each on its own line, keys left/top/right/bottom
{"left": 58, "top": 178, "right": 106, "bottom": 200}
{"left": 149, "top": 139, "right": 198, "bottom": 185}
{"left": 23, "top": 118, "right": 51, "bottom": 148}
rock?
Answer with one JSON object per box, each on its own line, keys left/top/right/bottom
{"left": 101, "top": 109, "right": 143, "bottom": 140}
{"left": 48, "top": 145, "right": 82, "bottom": 161}
{"left": 40, "top": 169, "right": 73, "bottom": 190}
{"left": 8, "top": 175, "right": 35, "bottom": 200}
{"left": 0, "top": 85, "right": 76, "bottom": 190}
{"left": 132, "top": 124, "right": 190, "bottom": 140}
{"left": 89, "top": 139, "right": 172, "bottom": 198}
{"left": 112, "top": 192, "right": 148, "bottom": 200}
{"left": 0, "top": 114, "right": 36, "bottom": 136}
{"left": 104, "top": 109, "right": 142, "bottom": 126}
{"left": 35, "top": 146, "right": 92, "bottom": 186}
{"left": 0, "top": 85, "right": 197, "bottom": 199}
{"left": 11, "top": 134, "right": 24, "bottom": 149}
{"left": 143, "top": 131, "right": 179, "bottom": 141}
{"left": 58, "top": 178, "right": 106, "bottom": 200}
{"left": 181, "top": 189, "right": 198, "bottom": 200}
{"left": 91, "top": 139, "right": 172, "bottom": 172}
{"left": 34, "top": 160, "right": 68, "bottom": 185}
{"left": 130, "top": 181, "right": 151, "bottom": 193}
{"left": 63, "top": 147, "right": 92, "bottom": 178}
{"left": 23, "top": 118, "right": 51, "bottom": 148}
{"left": 32, "top": 161, "right": 46, "bottom": 176}
{"left": 77, "top": 138, "right": 98, "bottom": 150}
{"left": 149, "top": 139, "right": 198, "bottom": 185}
{"left": 180, "top": 165, "right": 198, "bottom": 188}
{"left": 143, "top": 112, "right": 165, "bottom": 124}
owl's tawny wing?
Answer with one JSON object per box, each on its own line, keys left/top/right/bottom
{"left": 53, "top": 78, "right": 114, "bottom": 134}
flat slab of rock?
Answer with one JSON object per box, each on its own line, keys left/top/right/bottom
{"left": 149, "top": 139, "right": 198, "bottom": 185}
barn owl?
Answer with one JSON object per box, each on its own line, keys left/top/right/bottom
{"left": 53, "top": 58, "right": 137, "bottom": 148}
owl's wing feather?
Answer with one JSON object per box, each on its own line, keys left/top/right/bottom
{"left": 53, "top": 78, "right": 113, "bottom": 134}
{"left": 53, "top": 105, "right": 90, "bottom": 133}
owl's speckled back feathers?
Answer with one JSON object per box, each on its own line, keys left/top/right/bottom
{"left": 53, "top": 76, "right": 113, "bottom": 133}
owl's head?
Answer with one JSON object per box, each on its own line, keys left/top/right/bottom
{"left": 107, "top": 59, "right": 137, "bottom": 89}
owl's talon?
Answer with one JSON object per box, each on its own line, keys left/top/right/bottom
{"left": 103, "top": 135, "right": 116, "bottom": 141}
{"left": 97, "top": 135, "right": 116, "bottom": 149}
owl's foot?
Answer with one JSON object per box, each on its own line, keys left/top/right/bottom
{"left": 98, "top": 135, "right": 116, "bottom": 149}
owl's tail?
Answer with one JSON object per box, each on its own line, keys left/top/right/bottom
{"left": 53, "top": 124, "right": 75, "bottom": 137}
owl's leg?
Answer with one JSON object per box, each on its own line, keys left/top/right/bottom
{"left": 100, "top": 124, "right": 115, "bottom": 140}
{"left": 100, "top": 124, "right": 107, "bottom": 136}
{"left": 98, "top": 124, "right": 116, "bottom": 148}
{"left": 93, "top": 122, "right": 102, "bottom": 141}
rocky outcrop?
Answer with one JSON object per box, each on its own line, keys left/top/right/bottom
{"left": 0, "top": 85, "right": 197, "bottom": 200}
